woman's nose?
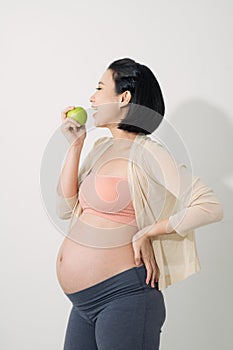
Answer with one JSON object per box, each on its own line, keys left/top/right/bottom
{"left": 89, "top": 92, "right": 96, "bottom": 103}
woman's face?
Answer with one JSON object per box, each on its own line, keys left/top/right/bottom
{"left": 89, "top": 69, "right": 126, "bottom": 127}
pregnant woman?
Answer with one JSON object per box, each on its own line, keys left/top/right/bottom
{"left": 55, "top": 58, "right": 224, "bottom": 350}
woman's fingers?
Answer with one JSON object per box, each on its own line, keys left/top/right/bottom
{"left": 132, "top": 232, "right": 159, "bottom": 288}
{"left": 60, "top": 118, "right": 84, "bottom": 145}
{"left": 150, "top": 266, "right": 156, "bottom": 288}
{"left": 142, "top": 240, "right": 157, "bottom": 287}
{"left": 133, "top": 245, "right": 142, "bottom": 266}
{"left": 150, "top": 259, "right": 158, "bottom": 287}
{"left": 144, "top": 262, "right": 153, "bottom": 285}
{"left": 64, "top": 118, "right": 81, "bottom": 129}
{"left": 61, "top": 106, "right": 75, "bottom": 122}
{"left": 144, "top": 260, "right": 157, "bottom": 288}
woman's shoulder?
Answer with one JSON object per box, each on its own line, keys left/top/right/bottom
{"left": 93, "top": 136, "right": 111, "bottom": 148}
{"left": 138, "top": 135, "right": 167, "bottom": 156}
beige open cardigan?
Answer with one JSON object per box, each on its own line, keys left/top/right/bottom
{"left": 56, "top": 133, "right": 224, "bottom": 290}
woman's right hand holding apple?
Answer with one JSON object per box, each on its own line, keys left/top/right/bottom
{"left": 60, "top": 106, "right": 86, "bottom": 148}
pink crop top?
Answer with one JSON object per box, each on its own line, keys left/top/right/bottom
{"left": 78, "top": 171, "right": 138, "bottom": 227}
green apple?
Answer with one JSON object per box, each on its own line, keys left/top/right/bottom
{"left": 66, "top": 106, "right": 87, "bottom": 125}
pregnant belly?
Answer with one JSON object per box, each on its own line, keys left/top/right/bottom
{"left": 56, "top": 213, "right": 141, "bottom": 294}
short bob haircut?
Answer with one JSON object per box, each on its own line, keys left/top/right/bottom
{"left": 107, "top": 58, "right": 165, "bottom": 135}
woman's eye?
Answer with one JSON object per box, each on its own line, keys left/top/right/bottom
{"left": 95, "top": 88, "right": 102, "bottom": 90}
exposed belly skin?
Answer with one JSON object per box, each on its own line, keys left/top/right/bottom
{"left": 56, "top": 212, "right": 142, "bottom": 294}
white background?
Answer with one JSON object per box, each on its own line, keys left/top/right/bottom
{"left": 1, "top": 0, "right": 232, "bottom": 349}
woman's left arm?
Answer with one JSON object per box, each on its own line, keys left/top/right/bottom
{"left": 131, "top": 140, "right": 224, "bottom": 284}
{"left": 142, "top": 140, "right": 224, "bottom": 237}
{"left": 131, "top": 179, "right": 224, "bottom": 284}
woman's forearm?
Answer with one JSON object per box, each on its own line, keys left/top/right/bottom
{"left": 133, "top": 219, "right": 176, "bottom": 243}
{"left": 57, "top": 144, "right": 83, "bottom": 198}
{"left": 146, "top": 218, "right": 176, "bottom": 239}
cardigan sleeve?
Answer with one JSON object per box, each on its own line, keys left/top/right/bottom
{"left": 56, "top": 137, "right": 108, "bottom": 220}
{"left": 56, "top": 192, "right": 79, "bottom": 220}
{"left": 144, "top": 140, "right": 224, "bottom": 237}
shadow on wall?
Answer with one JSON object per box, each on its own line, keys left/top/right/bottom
{"left": 158, "top": 98, "right": 232, "bottom": 349}
{"left": 165, "top": 98, "right": 232, "bottom": 220}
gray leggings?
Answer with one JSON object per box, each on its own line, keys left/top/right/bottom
{"left": 63, "top": 264, "right": 166, "bottom": 350}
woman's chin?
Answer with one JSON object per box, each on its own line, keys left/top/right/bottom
{"left": 94, "top": 118, "right": 108, "bottom": 127}
{"left": 94, "top": 120, "right": 104, "bottom": 127}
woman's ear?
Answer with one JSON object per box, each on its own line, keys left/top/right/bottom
{"left": 120, "top": 91, "right": 131, "bottom": 106}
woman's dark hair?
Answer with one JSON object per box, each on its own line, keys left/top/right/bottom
{"left": 107, "top": 58, "right": 165, "bottom": 135}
